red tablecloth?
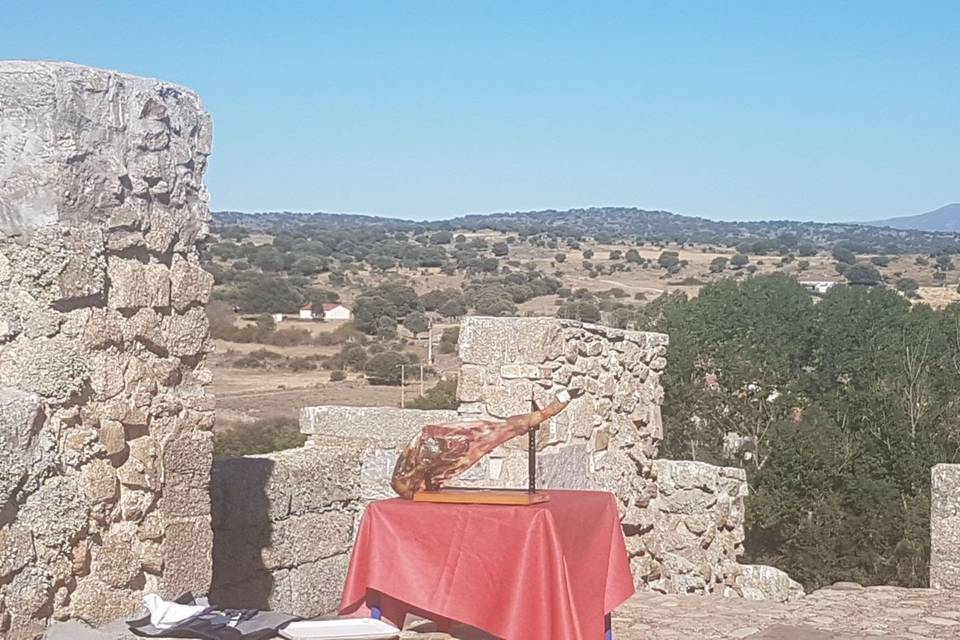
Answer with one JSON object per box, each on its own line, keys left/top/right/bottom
{"left": 340, "top": 490, "right": 634, "bottom": 640}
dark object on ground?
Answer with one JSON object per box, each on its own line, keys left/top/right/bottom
{"left": 127, "top": 593, "right": 299, "bottom": 640}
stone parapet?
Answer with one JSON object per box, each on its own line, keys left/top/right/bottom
{"left": 209, "top": 446, "right": 363, "bottom": 617}
{"left": 0, "top": 61, "right": 213, "bottom": 637}
{"left": 301, "top": 405, "right": 458, "bottom": 447}
{"left": 291, "top": 316, "right": 752, "bottom": 601}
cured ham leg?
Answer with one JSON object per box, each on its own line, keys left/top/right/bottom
{"left": 391, "top": 389, "right": 575, "bottom": 499}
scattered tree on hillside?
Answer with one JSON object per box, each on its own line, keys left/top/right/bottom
{"left": 404, "top": 311, "right": 429, "bottom": 337}
{"left": 896, "top": 278, "right": 920, "bottom": 298}
{"left": 658, "top": 251, "right": 680, "bottom": 269}
{"left": 364, "top": 351, "right": 406, "bottom": 385}
{"left": 557, "top": 301, "right": 601, "bottom": 323}
{"left": 844, "top": 263, "right": 882, "bottom": 286}
{"left": 730, "top": 253, "right": 749, "bottom": 269}
{"left": 832, "top": 247, "right": 857, "bottom": 265}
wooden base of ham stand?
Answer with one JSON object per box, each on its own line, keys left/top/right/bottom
{"left": 412, "top": 421, "right": 549, "bottom": 506}
{"left": 413, "top": 488, "right": 550, "bottom": 505}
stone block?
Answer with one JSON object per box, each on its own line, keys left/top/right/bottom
{"left": 56, "top": 227, "right": 106, "bottom": 303}
{"left": 360, "top": 447, "right": 402, "bottom": 500}
{"left": 459, "top": 316, "right": 564, "bottom": 366}
{"left": 118, "top": 436, "right": 160, "bottom": 491}
{"left": 91, "top": 523, "right": 141, "bottom": 588}
{"left": 159, "top": 431, "right": 213, "bottom": 518}
{"left": 0, "top": 526, "right": 35, "bottom": 578}
{"left": 737, "top": 564, "right": 804, "bottom": 602}
{"left": 160, "top": 517, "right": 213, "bottom": 598}
{"left": 538, "top": 444, "right": 593, "bottom": 490}
{"left": 500, "top": 363, "right": 543, "bottom": 379}
{"left": 212, "top": 447, "right": 362, "bottom": 531}
{"left": 0, "top": 335, "right": 89, "bottom": 401}
{"left": 18, "top": 475, "right": 88, "bottom": 551}
{"left": 169, "top": 253, "right": 214, "bottom": 311}
{"left": 106, "top": 258, "right": 170, "bottom": 310}
{"left": 81, "top": 308, "right": 125, "bottom": 349}
{"left": 5, "top": 565, "right": 54, "bottom": 618}
{"left": 261, "top": 511, "right": 355, "bottom": 569}
{"left": 287, "top": 554, "right": 351, "bottom": 616}
{"left": 283, "top": 446, "right": 362, "bottom": 516}
{"left": 80, "top": 459, "right": 119, "bottom": 506}
{"left": 161, "top": 306, "right": 209, "bottom": 357}
{"left": 549, "top": 393, "right": 595, "bottom": 440}
{"left": 0, "top": 387, "right": 43, "bottom": 504}
{"left": 483, "top": 379, "right": 532, "bottom": 418}
{"left": 68, "top": 577, "right": 141, "bottom": 624}
{"left": 87, "top": 350, "right": 127, "bottom": 400}
{"left": 299, "top": 405, "right": 457, "bottom": 446}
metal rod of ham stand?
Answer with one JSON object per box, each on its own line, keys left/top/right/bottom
{"left": 528, "top": 427, "right": 536, "bottom": 494}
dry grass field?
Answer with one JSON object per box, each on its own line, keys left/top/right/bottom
{"left": 209, "top": 232, "right": 960, "bottom": 439}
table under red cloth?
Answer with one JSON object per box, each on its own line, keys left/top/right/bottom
{"left": 340, "top": 489, "right": 634, "bottom": 640}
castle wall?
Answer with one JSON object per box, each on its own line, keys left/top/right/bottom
{"left": 210, "top": 447, "right": 362, "bottom": 616}
{"left": 0, "top": 62, "right": 214, "bottom": 638}
{"left": 453, "top": 317, "right": 746, "bottom": 595}
{"left": 244, "top": 317, "right": 750, "bottom": 614}
{"left": 931, "top": 464, "right": 960, "bottom": 589}
{"left": 209, "top": 408, "right": 462, "bottom": 618}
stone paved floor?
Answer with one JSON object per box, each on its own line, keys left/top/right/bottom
{"left": 401, "top": 584, "right": 960, "bottom": 639}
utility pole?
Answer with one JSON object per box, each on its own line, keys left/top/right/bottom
{"left": 398, "top": 364, "right": 406, "bottom": 408}
{"left": 427, "top": 321, "right": 433, "bottom": 365}
{"left": 419, "top": 363, "right": 425, "bottom": 397}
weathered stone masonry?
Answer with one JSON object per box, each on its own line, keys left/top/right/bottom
{"left": 0, "top": 61, "right": 214, "bottom": 638}
{"left": 212, "top": 317, "right": 769, "bottom": 617}
{"left": 931, "top": 464, "right": 960, "bottom": 589}
{"left": 452, "top": 317, "right": 748, "bottom": 597}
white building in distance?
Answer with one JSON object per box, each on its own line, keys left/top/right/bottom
{"left": 321, "top": 303, "right": 351, "bottom": 321}
{"left": 799, "top": 281, "right": 837, "bottom": 294}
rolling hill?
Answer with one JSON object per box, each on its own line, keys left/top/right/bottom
{"left": 867, "top": 203, "right": 960, "bottom": 233}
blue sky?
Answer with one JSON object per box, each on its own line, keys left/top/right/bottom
{"left": 3, "top": 1, "right": 958, "bottom": 222}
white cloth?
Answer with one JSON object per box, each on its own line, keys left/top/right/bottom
{"left": 142, "top": 594, "right": 207, "bottom": 630}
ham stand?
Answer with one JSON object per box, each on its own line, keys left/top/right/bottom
{"left": 412, "top": 401, "right": 550, "bottom": 506}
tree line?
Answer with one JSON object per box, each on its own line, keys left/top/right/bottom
{"left": 641, "top": 275, "right": 960, "bottom": 589}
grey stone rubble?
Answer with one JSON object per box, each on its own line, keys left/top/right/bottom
{"left": 0, "top": 61, "right": 214, "bottom": 639}
{"left": 931, "top": 463, "right": 960, "bottom": 590}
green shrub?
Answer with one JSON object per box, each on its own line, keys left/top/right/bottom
{"left": 287, "top": 357, "right": 315, "bottom": 372}
{"left": 214, "top": 417, "right": 306, "bottom": 459}
{"left": 408, "top": 378, "right": 458, "bottom": 410}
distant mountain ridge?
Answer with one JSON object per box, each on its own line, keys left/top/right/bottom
{"left": 866, "top": 204, "right": 960, "bottom": 233}
{"left": 213, "top": 206, "right": 960, "bottom": 255}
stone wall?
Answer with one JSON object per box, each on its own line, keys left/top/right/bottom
{"left": 931, "top": 464, "right": 960, "bottom": 589}
{"left": 0, "top": 61, "right": 214, "bottom": 638}
{"left": 210, "top": 446, "right": 362, "bottom": 616}
{"left": 210, "top": 408, "right": 463, "bottom": 618}
{"left": 453, "top": 317, "right": 746, "bottom": 595}
{"left": 286, "top": 317, "right": 750, "bottom": 602}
